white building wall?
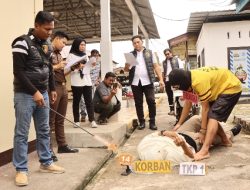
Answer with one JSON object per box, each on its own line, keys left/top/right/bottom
{"left": 0, "top": 0, "right": 43, "bottom": 152}
{"left": 197, "top": 21, "right": 250, "bottom": 68}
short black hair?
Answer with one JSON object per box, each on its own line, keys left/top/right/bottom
{"left": 35, "top": 11, "right": 54, "bottom": 24}
{"left": 91, "top": 49, "right": 99, "bottom": 56}
{"left": 52, "top": 31, "right": 69, "bottom": 40}
{"left": 163, "top": 48, "right": 172, "bottom": 55}
{"left": 105, "top": 72, "right": 116, "bottom": 79}
{"left": 131, "top": 35, "right": 143, "bottom": 42}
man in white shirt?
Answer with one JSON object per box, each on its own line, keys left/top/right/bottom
{"left": 162, "top": 48, "right": 183, "bottom": 115}
{"left": 125, "top": 35, "right": 164, "bottom": 130}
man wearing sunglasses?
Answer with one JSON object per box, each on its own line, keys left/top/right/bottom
{"left": 162, "top": 48, "right": 183, "bottom": 116}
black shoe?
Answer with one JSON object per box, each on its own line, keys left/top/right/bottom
{"left": 51, "top": 151, "right": 58, "bottom": 162}
{"left": 149, "top": 123, "right": 157, "bottom": 130}
{"left": 138, "top": 122, "right": 145, "bottom": 130}
{"left": 97, "top": 118, "right": 108, "bottom": 125}
{"left": 168, "top": 110, "right": 175, "bottom": 116}
{"left": 58, "top": 145, "right": 79, "bottom": 153}
{"left": 230, "top": 124, "right": 242, "bottom": 136}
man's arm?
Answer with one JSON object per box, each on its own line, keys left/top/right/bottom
{"left": 173, "top": 100, "right": 192, "bottom": 131}
{"left": 200, "top": 101, "right": 209, "bottom": 130}
{"left": 12, "top": 40, "right": 45, "bottom": 106}
{"left": 124, "top": 63, "right": 130, "bottom": 72}
{"left": 48, "top": 62, "right": 57, "bottom": 104}
{"left": 12, "top": 41, "right": 37, "bottom": 95}
{"left": 53, "top": 60, "right": 67, "bottom": 70}
{"left": 153, "top": 63, "right": 164, "bottom": 88}
{"left": 161, "top": 131, "right": 194, "bottom": 158}
{"left": 101, "top": 88, "right": 117, "bottom": 104}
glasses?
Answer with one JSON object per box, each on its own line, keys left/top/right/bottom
{"left": 165, "top": 53, "right": 170, "bottom": 56}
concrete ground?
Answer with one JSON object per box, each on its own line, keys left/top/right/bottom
{"left": 0, "top": 94, "right": 162, "bottom": 190}
{"left": 1, "top": 93, "right": 250, "bottom": 190}
{"left": 85, "top": 97, "right": 250, "bottom": 190}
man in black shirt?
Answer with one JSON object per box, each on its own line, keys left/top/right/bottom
{"left": 12, "top": 11, "right": 65, "bottom": 186}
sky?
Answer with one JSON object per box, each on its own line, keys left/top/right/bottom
{"left": 74, "top": 0, "right": 235, "bottom": 66}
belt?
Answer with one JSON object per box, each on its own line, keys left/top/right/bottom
{"left": 55, "top": 82, "right": 66, "bottom": 86}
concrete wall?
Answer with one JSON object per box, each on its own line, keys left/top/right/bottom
{"left": 196, "top": 21, "right": 250, "bottom": 67}
{"left": 0, "top": 0, "right": 43, "bottom": 152}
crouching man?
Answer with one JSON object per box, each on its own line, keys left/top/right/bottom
{"left": 93, "top": 72, "right": 121, "bottom": 124}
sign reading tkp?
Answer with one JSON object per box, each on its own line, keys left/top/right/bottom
{"left": 179, "top": 162, "right": 206, "bottom": 176}
{"left": 183, "top": 91, "right": 198, "bottom": 104}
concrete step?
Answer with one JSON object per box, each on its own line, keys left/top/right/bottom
{"left": 63, "top": 122, "right": 128, "bottom": 148}
{"left": 52, "top": 94, "right": 164, "bottom": 149}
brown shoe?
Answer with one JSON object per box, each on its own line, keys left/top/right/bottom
{"left": 15, "top": 171, "right": 28, "bottom": 186}
{"left": 40, "top": 163, "right": 65, "bottom": 174}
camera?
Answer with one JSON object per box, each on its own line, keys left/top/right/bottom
{"left": 113, "top": 82, "right": 118, "bottom": 89}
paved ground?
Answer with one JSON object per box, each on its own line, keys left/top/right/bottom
{"left": 1, "top": 93, "right": 250, "bottom": 190}
{"left": 0, "top": 94, "right": 162, "bottom": 190}
{"left": 85, "top": 97, "right": 250, "bottom": 190}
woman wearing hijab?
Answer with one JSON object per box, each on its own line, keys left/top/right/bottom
{"left": 65, "top": 37, "right": 98, "bottom": 128}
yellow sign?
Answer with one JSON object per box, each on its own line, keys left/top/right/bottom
{"left": 132, "top": 160, "right": 171, "bottom": 174}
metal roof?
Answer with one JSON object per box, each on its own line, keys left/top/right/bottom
{"left": 43, "top": 0, "right": 159, "bottom": 43}
{"left": 187, "top": 9, "right": 250, "bottom": 33}
{"left": 231, "top": 0, "right": 250, "bottom": 12}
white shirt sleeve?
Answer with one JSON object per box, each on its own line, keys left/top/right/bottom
{"left": 178, "top": 58, "right": 184, "bottom": 69}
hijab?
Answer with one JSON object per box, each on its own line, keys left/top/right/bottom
{"left": 69, "top": 37, "right": 86, "bottom": 57}
{"left": 69, "top": 37, "right": 86, "bottom": 78}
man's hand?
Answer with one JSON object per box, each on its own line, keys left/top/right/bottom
{"left": 111, "top": 88, "right": 117, "bottom": 95}
{"left": 55, "top": 61, "right": 67, "bottom": 70}
{"left": 124, "top": 63, "right": 130, "bottom": 72}
{"left": 50, "top": 91, "right": 57, "bottom": 104}
{"left": 33, "top": 91, "right": 45, "bottom": 107}
{"left": 159, "top": 80, "right": 165, "bottom": 91}
{"left": 172, "top": 123, "right": 181, "bottom": 131}
{"left": 173, "top": 135, "right": 185, "bottom": 146}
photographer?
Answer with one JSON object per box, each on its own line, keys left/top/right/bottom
{"left": 93, "top": 72, "right": 121, "bottom": 125}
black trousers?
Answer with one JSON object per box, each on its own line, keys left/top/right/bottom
{"left": 71, "top": 86, "right": 94, "bottom": 122}
{"left": 131, "top": 82, "right": 156, "bottom": 124}
{"left": 94, "top": 101, "right": 121, "bottom": 120}
{"left": 164, "top": 81, "right": 174, "bottom": 110}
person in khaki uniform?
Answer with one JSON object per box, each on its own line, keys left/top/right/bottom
{"left": 169, "top": 67, "right": 242, "bottom": 161}
{"left": 49, "top": 31, "right": 79, "bottom": 162}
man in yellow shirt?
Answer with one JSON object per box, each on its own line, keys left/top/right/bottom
{"left": 169, "top": 67, "right": 242, "bottom": 161}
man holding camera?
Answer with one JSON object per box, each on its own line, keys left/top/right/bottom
{"left": 93, "top": 72, "right": 121, "bottom": 124}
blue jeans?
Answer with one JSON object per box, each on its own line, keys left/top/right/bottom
{"left": 13, "top": 92, "right": 52, "bottom": 172}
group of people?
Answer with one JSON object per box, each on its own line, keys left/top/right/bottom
{"left": 12, "top": 10, "right": 243, "bottom": 187}
{"left": 12, "top": 11, "right": 120, "bottom": 187}
{"left": 138, "top": 60, "right": 242, "bottom": 164}
{"left": 124, "top": 36, "right": 242, "bottom": 163}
